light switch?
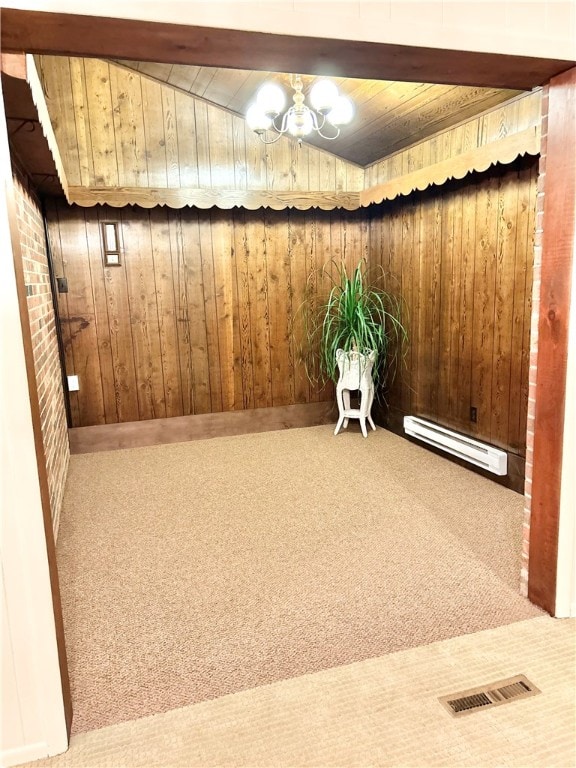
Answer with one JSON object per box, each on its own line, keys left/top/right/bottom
{"left": 67, "top": 375, "right": 79, "bottom": 392}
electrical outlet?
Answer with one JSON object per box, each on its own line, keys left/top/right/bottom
{"left": 470, "top": 406, "right": 477, "bottom": 423}
{"left": 67, "top": 375, "right": 79, "bottom": 392}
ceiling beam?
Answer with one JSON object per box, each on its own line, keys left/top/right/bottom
{"left": 1, "top": 9, "right": 574, "bottom": 91}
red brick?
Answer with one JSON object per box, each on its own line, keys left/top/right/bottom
{"left": 12, "top": 160, "right": 69, "bottom": 539}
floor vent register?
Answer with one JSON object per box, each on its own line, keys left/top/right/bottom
{"left": 439, "top": 675, "right": 541, "bottom": 717}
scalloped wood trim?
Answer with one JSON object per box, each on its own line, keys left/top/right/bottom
{"left": 25, "top": 53, "right": 70, "bottom": 201}
{"left": 360, "top": 126, "right": 540, "bottom": 206}
{"left": 66, "top": 187, "right": 362, "bottom": 211}
{"left": 66, "top": 126, "right": 539, "bottom": 211}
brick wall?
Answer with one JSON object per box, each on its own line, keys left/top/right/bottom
{"left": 521, "top": 85, "right": 549, "bottom": 595}
{"left": 12, "top": 161, "right": 69, "bottom": 538}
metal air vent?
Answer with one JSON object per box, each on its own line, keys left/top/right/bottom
{"left": 439, "top": 675, "right": 540, "bottom": 717}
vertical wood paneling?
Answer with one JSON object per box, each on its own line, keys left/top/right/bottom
{"left": 233, "top": 211, "right": 255, "bottom": 409}
{"left": 39, "top": 56, "right": 364, "bottom": 196}
{"left": 228, "top": 218, "right": 245, "bottom": 411}
{"left": 122, "top": 208, "right": 166, "bottom": 420}
{"left": 110, "top": 66, "right": 148, "bottom": 188}
{"left": 173, "top": 91, "right": 198, "bottom": 188}
{"left": 414, "top": 197, "right": 434, "bottom": 415}
{"left": 490, "top": 170, "right": 518, "bottom": 447}
{"left": 399, "top": 200, "right": 415, "bottom": 415}
{"left": 46, "top": 203, "right": 348, "bottom": 426}
{"left": 53, "top": 205, "right": 106, "bottom": 426}
{"left": 69, "top": 57, "right": 95, "bottom": 187}
{"left": 170, "top": 215, "right": 194, "bottom": 414}
{"left": 456, "top": 186, "right": 476, "bottom": 428}
{"left": 82, "top": 59, "right": 118, "bottom": 187}
{"left": 470, "top": 175, "right": 498, "bottom": 436}
{"left": 245, "top": 126, "right": 267, "bottom": 190}
{"left": 290, "top": 210, "right": 310, "bottom": 404}
{"left": 310, "top": 210, "right": 332, "bottom": 403}
{"left": 365, "top": 90, "right": 541, "bottom": 183}
{"left": 385, "top": 204, "right": 403, "bottom": 405}
{"left": 198, "top": 212, "right": 223, "bottom": 412}
{"left": 246, "top": 212, "right": 273, "bottom": 409}
{"left": 231, "top": 115, "right": 248, "bottom": 191}
{"left": 370, "top": 158, "right": 537, "bottom": 458}
{"left": 208, "top": 109, "right": 234, "bottom": 189}
{"left": 194, "top": 101, "right": 211, "bottom": 189}
{"left": 290, "top": 143, "right": 308, "bottom": 192}
{"left": 437, "top": 194, "right": 455, "bottom": 421}
{"left": 47, "top": 158, "right": 535, "bottom": 447}
{"left": 181, "top": 211, "right": 212, "bottom": 414}
{"left": 266, "top": 211, "right": 294, "bottom": 406}
{"left": 149, "top": 207, "right": 183, "bottom": 418}
{"left": 211, "top": 211, "right": 236, "bottom": 411}
{"left": 141, "top": 77, "right": 168, "bottom": 188}
{"left": 101, "top": 218, "right": 140, "bottom": 424}
{"left": 444, "top": 191, "right": 463, "bottom": 422}
{"left": 161, "top": 87, "right": 180, "bottom": 188}
{"left": 84, "top": 207, "right": 117, "bottom": 423}
{"left": 428, "top": 198, "right": 442, "bottom": 420}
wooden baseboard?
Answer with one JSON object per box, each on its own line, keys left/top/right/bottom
{"left": 374, "top": 405, "right": 526, "bottom": 494}
{"left": 69, "top": 401, "right": 338, "bottom": 454}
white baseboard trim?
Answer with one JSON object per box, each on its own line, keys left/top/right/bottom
{"left": 1, "top": 742, "right": 48, "bottom": 768}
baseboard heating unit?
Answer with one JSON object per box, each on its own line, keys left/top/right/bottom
{"left": 403, "top": 416, "right": 507, "bottom": 476}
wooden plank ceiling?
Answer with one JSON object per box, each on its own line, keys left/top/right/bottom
{"left": 115, "top": 60, "right": 522, "bottom": 167}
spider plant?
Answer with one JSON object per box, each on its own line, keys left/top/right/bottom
{"left": 298, "top": 259, "right": 408, "bottom": 395}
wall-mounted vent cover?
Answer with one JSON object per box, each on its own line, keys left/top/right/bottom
{"left": 439, "top": 675, "right": 540, "bottom": 717}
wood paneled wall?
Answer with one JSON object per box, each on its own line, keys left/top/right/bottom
{"left": 46, "top": 155, "right": 536, "bottom": 448}
{"left": 370, "top": 156, "right": 537, "bottom": 457}
{"left": 365, "top": 91, "right": 541, "bottom": 187}
{"left": 36, "top": 56, "right": 364, "bottom": 196}
{"left": 45, "top": 200, "right": 367, "bottom": 427}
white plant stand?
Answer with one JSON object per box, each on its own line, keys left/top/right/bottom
{"left": 334, "top": 349, "right": 376, "bottom": 438}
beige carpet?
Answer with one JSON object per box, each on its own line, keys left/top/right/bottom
{"left": 25, "top": 616, "right": 576, "bottom": 768}
{"left": 56, "top": 425, "right": 541, "bottom": 734}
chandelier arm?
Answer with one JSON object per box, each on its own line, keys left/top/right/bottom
{"left": 316, "top": 124, "right": 341, "bottom": 141}
{"left": 279, "top": 110, "right": 292, "bottom": 133}
{"left": 250, "top": 77, "right": 351, "bottom": 144}
{"left": 308, "top": 110, "right": 320, "bottom": 131}
{"left": 318, "top": 128, "right": 340, "bottom": 141}
{"left": 258, "top": 131, "right": 286, "bottom": 145}
{"left": 271, "top": 114, "right": 288, "bottom": 133}
{"left": 257, "top": 111, "right": 290, "bottom": 144}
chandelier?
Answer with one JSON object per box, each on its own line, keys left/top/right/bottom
{"left": 246, "top": 75, "right": 354, "bottom": 144}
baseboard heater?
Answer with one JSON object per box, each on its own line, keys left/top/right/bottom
{"left": 403, "top": 416, "right": 507, "bottom": 476}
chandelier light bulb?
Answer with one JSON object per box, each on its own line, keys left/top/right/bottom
{"left": 245, "top": 74, "right": 354, "bottom": 144}
{"left": 309, "top": 79, "right": 339, "bottom": 114}
{"left": 327, "top": 95, "right": 354, "bottom": 126}
{"left": 256, "top": 82, "right": 286, "bottom": 118}
{"left": 246, "top": 103, "right": 272, "bottom": 133}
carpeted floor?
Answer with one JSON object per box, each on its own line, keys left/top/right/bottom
{"left": 57, "top": 425, "right": 541, "bottom": 734}
{"left": 24, "top": 616, "right": 576, "bottom": 768}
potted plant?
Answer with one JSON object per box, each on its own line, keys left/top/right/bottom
{"left": 298, "top": 259, "right": 408, "bottom": 401}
